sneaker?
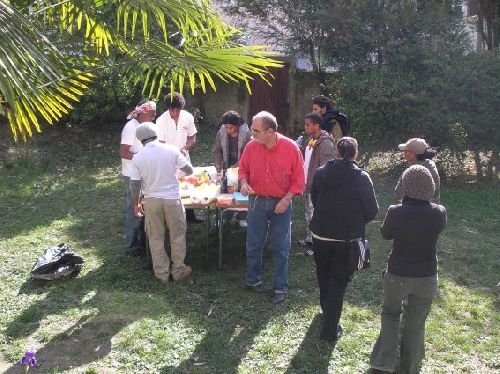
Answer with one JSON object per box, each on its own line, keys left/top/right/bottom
{"left": 125, "top": 248, "right": 146, "bottom": 257}
{"left": 154, "top": 272, "right": 170, "bottom": 284}
{"left": 320, "top": 324, "right": 343, "bottom": 343}
{"left": 244, "top": 283, "right": 273, "bottom": 293}
{"left": 304, "top": 248, "right": 314, "bottom": 256}
{"left": 272, "top": 292, "right": 286, "bottom": 305}
{"left": 172, "top": 266, "right": 192, "bottom": 281}
{"left": 238, "top": 219, "right": 248, "bottom": 228}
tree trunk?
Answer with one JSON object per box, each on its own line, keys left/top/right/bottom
{"left": 473, "top": 149, "right": 483, "bottom": 180}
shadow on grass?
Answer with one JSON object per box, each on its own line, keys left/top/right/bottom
{"left": 285, "top": 314, "right": 337, "bottom": 373}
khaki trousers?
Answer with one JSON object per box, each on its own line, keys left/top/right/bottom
{"left": 144, "top": 197, "right": 187, "bottom": 278}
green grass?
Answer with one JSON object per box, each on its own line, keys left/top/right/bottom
{"left": 0, "top": 124, "right": 498, "bottom": 373}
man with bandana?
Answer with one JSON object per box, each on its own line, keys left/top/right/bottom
{"left": 120, "top": 99, "right": 156, "bottom": 255}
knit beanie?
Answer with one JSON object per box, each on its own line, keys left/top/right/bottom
{"left": 402, "top": 165, "right": 435, "bottom": 201}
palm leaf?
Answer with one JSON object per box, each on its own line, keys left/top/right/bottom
{"left": 1, "top": 0, "right": 282, "bottom": 140}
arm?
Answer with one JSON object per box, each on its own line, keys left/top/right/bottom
{"left": 182, "top": 135, "right": 196, "bottom": 155}
{"left": 380, "top": 207, "right": 395, "bottom": 240}
{"left": 310, "top": 169, "right": 320, "bottom": 208}
{"left": 238, "top": 147, "right": 254, "bottom": 196}
{"left": 359, "top": 172, "right": 379, "bottom": 223}
{"left": 130, "top": 179, "right": 143, "bottom": 217}
{"left": 274, "top": 145, "right": 305, "bottom": 214}
{"left": 213, "top": 131, "right": 223, "bottom": 172}
{"left": 318, "top": 138, "right": 335, "bottom": 166}
{"left": 120, "top": 144, "right": 134, "bottom": 160}
{"left": 394, "top": 174, "right": 403, "bottom": 204}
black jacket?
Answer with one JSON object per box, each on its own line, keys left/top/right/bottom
{"left": 309, "top": 159, "right": 379, "bottom": 240}
{"left": 381, "top": 198, "right": 447, "bottom": 277}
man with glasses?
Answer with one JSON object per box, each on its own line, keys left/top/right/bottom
{"left": 238, "top": 111, "right": 305, "bottom": 304}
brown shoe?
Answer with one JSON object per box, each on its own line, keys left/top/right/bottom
{"left": 172, "top": 266, "right": 192, "bottom": 281}
{"left": 155, "top": 272, "right": 170, "bottom": 284}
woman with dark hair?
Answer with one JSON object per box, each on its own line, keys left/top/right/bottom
{"left": 213, "top": 110, "right": 252, "bottom": 227}
{"left": 213, "top": 110, "right": 252, "bottom": 173}
{"left": 395, "top": 138, "right": 440, "bottom": 204}
{"left": 309, "top": 137, "right": 379, "bottom": 342}
{"left": 370, "top": 165, "right": 447, "bottom": 373}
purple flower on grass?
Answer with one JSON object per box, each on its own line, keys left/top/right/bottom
{"left": 20, "top": 349, "right": 37, "bottom": 370}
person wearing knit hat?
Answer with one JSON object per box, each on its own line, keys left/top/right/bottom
{"left": 120, "top": 99, "right": 157, "bottom": 256}
{"left": 129, "top": 123, "right": 194, "bottom": 284}
{"left": 370, "top": 166, "right": 447, "bottom": 373}
{"left": 395, "top": 137, "right": 441, "bottom": 204}
{"left": 401, "top": 165, "right": 435, "bottom": 201}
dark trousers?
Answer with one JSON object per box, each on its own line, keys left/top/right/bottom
{"left": 313, "top": 238, "right": 354, "bottom": 339}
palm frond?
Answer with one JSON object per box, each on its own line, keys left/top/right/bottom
{"left": 0, "top": 0, "right": 94, "bottom": 140}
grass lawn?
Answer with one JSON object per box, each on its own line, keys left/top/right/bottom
{"left": 0, "top": 123, "right": 498, "bottom": 373}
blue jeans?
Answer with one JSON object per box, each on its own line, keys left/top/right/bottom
{"left": 245, "top": 195, "right": 292, "bottom": 293}
{"left": 123, "top": 176, "right": 145, "bottom": 251}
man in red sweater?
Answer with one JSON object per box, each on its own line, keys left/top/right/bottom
{"left": 239, "top": 111, "right": 305, "bottom": 304}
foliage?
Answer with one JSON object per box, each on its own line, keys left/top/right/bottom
{"left": 62, "top": 62, "right": 140, "bottom": 128}
{"left": 1, "top": 0, "right": 282, "bottom": 141}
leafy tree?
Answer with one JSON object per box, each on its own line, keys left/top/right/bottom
{"left": 1, "top": 0, "right": 282, "bottom": 140}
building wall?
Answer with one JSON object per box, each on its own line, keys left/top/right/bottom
{"left": 185, "top": 72, "right": 322, "bottom": 137}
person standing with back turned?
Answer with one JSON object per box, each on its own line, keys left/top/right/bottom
{"left": 370, "top": 165, "right": 446, "bottom": 373}
{"left": 309, "top": 137, "right": 379, "bottom": 342}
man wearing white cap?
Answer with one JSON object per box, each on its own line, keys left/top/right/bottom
{"left": 395, "top": 138, "right": 441, "bottom": 204}
{"left": 120, "top": 99, "right": 156, "bottom": 255}
{"left": 129, "top": 122, "right": 194, "bottom": 284}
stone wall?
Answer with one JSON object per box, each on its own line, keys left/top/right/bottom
{"left": 185, "top": 72, "right": 321, "bottom": 136}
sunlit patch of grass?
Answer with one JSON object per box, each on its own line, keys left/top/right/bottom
{"left": 0, "top": 125, "right": 498, "bottom": 373}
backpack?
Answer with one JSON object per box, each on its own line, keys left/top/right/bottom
{"left": 333, "top": 112, "right": 350, "bottom": 136}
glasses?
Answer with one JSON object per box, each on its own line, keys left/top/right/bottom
{"left": 251, "top": 127, "right": 269, "bottom": 134}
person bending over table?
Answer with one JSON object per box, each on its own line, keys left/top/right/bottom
{"left": 130, "top": 122, "right": 194, "bottom": 284}
{"left": 213, "top": 110, "right": 252, "bottom": 227}
{"left": 238, "top": 111, "right": 305, "bottom": 305}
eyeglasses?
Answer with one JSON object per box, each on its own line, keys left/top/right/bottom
{"left": 250, "top": 127, "right": 269, "bottom": 134}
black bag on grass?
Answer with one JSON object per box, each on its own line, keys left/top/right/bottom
{"left": 31, "top": 243, "right": 84, "bottom": 280}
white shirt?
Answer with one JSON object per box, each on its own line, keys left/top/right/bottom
{"left": 120, "top": 118, "right": 143, "bottom": 177}
{"left": 304, "top": 145, "right": 314, "bottom": 184}
{"left": 156, "top": 110, "right": 197, "bottom": 150}
{"left": 130, "top": 141, "right": 190, "bottom": 200}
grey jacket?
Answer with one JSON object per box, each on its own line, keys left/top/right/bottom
{"left": 213, "top": 123, "right": 252, "bottom": 172}
{"left": 301, "top": 130, "right": 335, "bottom": 192}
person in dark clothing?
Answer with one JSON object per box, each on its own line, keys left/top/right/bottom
{"left": 370, "top": 165, "right": 447, "bottom": 374}
{"left": 309, "top": 137, "right": 379, "bottom": 342}
{"left": 312, "top": 95, "right": 343, "bottom": 141}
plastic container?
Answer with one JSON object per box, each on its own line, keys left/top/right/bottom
{"left": 190, "top": 184, "right": 221, "bottom": 204}
{"left": 217, "top": 193, "right": 234, "bottom": 206}
{"left": 233, "top": 192, "right": 249, "bottom": 204}
{"left": 179, "top": 181, "right": 194, "bottom": 198}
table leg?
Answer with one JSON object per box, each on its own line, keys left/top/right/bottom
{"left": 218, "top": 208, "right": 223, "bottom": 270}
{"left": 206, "top": 206, "right": 210, "bottom": 265}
